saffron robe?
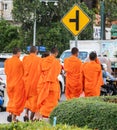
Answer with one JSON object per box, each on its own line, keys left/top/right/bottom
{"left": 37, "top": 55, "right": 61, "bottom": 117}
{"left": 23, "top": 53, "right": 41, "bottom": 112}
{"left": 81, "top": 60, "right": 103, "bottom": 96}
{"left": 64, "top": 55, "right": 82, "bottom": 99}
{"left": 5, "top": 56, "right": 25, "bottom": 116}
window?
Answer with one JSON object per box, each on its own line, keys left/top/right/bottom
{"left": 0, "top": 58, "right": 6, "bottom": 68}
{"left": 4, "top": 3, "right": 7, "bottom": 10}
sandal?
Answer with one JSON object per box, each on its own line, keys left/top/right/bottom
{"left": 23, "top": 115, "right": 29, "bottom": 122}
{"left": 7, "top": 114, "right": 12, "bottom": 122}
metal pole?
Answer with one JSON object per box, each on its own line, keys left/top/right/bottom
{"left": 75, "top": 36, "right": 78, "bottom": 48}
{"left": 100, "top": 0, "right": 105, "bottom": 40}
{"left": 33, "top": 9, "right": 36, "bottom": 46}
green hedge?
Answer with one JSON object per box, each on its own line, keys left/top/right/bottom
{"left": 0, "top": 121, "right": 91, "bottom": 130}
{"left": 50, "top": 96, "right": 117, "bottom": 130}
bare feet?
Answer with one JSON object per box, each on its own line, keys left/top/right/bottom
{"left": 33, "top": 112, "right": 43, "bottom": 121}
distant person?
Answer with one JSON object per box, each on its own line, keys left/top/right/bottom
{"left": 22, "top": 46, "right": 42, "bottom": 121}
{"left": 35, "top": 47, "right": 61, "bottom": 120}
{"left": 41, "top": 51, "right": 50, "bottom": 58}
{"left": 64, "top": 47, "right": 82, "bottom": 99}
{"left": 98, "top": 54, "right": 112, "bottom": 74}
{"left": 102, "top": 63, "right": 117, "bottom": 84}
{"left": 5, "top": 47, "right": 26, "bottom": 122}
{"left": 81, "top": 51, "right": 103, "bottom": 97}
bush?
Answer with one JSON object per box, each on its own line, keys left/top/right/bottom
{"left": 0, "top": 121, "right": 91, "bottom": 130}
{"left": 50, "top": 96, "right": 117, "bottom": 130}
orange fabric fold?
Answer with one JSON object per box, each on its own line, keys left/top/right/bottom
{"left": 23, "top": 54, "right": 41, "bottom": 112}
{"left": 37, "top": 55, "right": 61, "bottom": 117}
{"left": 64, "top": 55, "right": 82, "bottom": 99}
{"left": 5, "top": 56, "right": 26, "bottom": 116}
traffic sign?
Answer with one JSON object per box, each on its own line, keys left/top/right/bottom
{"left": 61, "top": 4, "right": 91, "bottom": 36}
{"left": 39, "top": 46, "right": 46, "bottom": 52}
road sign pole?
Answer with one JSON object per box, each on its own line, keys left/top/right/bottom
{"left": 75, "top": 36, "right": 78, "bottom": 48}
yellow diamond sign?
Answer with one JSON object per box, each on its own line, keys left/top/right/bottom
{"left": 61, "top": 4, "right": 91, "bottom": 36}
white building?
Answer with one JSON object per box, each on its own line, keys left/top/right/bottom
{"left": 93, "top": 26, "right": 111, "bottom": 40}
{"left": 0, "top": 0, "right": 13, "bottom": 21}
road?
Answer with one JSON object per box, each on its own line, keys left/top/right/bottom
{"left": 0, "top": 94, "right": 66, "bottom": 124}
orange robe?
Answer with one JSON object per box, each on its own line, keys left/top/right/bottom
{"left": 64, "top": 55, "right": 82, "bottom": 99}
{"left": 81, "top": 60, "right": 103, "bottom": 97}
{"left": 4, "top": 56, "right": 25, "bottom": 116}
{"left": 37, "top": 55, "right": 61, "bottom": 117}
{"left": 23, "top": 54, "right": 41, "bottom": 112}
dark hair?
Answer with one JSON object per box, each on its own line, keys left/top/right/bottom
{"left": 71, "top": 47, "right": 79, "bottom": 55}
{"left": 101, "top": 64, "right": 104, "bottom": 70}
{"left": 13, "top": 47, "right": 21, "bottom": 54}
{"left": 89, "top": 51, "right": 97, "bottom": 60}
{"left": 103, "top": 54, "right": 107, "bottom": 57}
{"left": 30, "top": 46, "right": 38, "bottom": 53}
{"left": 51, "top": 47, "right": 58, "bottom": 54}
{"left": 41, "top": 51, "right": 50, "bottom": 58}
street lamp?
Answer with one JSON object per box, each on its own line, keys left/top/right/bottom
{"left": 40, "top": 0, "right": 58, "bottom": 6}
{"left": 33, "top": 0, "right": 58, "bottom": 46}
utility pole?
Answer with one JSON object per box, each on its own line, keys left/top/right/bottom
{"left": 33, "top": 9, "right": 36, "bottom": 46}
{"left": 33, "top": 0, "right": 58, "bottom": 46}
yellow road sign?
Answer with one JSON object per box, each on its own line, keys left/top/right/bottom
{"left": 61, "top": 4, "right": 91, "bottom": 36}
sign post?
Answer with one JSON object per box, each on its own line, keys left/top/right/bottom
{"left": 75, "top": 36, "right": 78, "bottom": 48}
{"left": 61, "top": 4, "right": 91, "bottom": 48}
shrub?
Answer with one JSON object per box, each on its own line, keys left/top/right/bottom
{"left": 50, "top": 96, "right": 117, "bottom": 130}
{"left": 0, "top": 121, "right": 91, "bottom": 130}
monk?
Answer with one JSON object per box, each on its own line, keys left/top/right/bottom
{"left": 35, "top": 47, "right": 61, "bottom": 120}
{"left": 64, "top": 47, "right": 82, "bottom": 99}
{"left": 81, "top": 51, "right": 103, "bottom": 97}
{"left": 22, "top": 46, "right": 41, "bottom": 121}
{"left": 4, "top": 47, "right": 26, "bottom": 122}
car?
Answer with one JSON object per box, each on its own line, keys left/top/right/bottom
{"left": 0, "top": 55, "right": 10, "bottom": 111}
{"left": 60, "top": 49, "right": 89, "bottom": 63}
{"left": 0, "top": 77, "right": 6, "bottom": 111}
{"left": 0, "top": 53, "right": 65, "bottom": 110}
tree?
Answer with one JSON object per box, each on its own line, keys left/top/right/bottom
{"left": 104, "top": 0, "right": 117, "bottom": 22}
{"left": 0, "top": 20, "right": 21, "bottom": 52}
{"left": 12, "top": 0, "right": 94, "bottom": 54}
{"left": 0, "top": 20, "right": 8, "bottom": 51}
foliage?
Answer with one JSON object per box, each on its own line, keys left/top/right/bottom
{"left": 50, "top": 96, "right": 117, "bottom": 130}
{"left": 0, "top": 20, "right": 22, "bottom": 52}
{"left": 0, "top": 121, "right": 91, "bottom": 130}
{"left": 104, "top": 0, "right": 117, "bottom": 22}
{"left": 12, "top": 0, "right": 94, "bottom": 54}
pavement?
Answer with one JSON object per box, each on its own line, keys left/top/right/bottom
{"left": 0, "top": 94, "right": 66, "bottom": 124}
{"left": 0, "top": 111, "right": 24, "bottom": 124}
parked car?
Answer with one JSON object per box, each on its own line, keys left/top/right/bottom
{"left": 60, "top": 49, "right": 89, "bottom": 63}
{"left": 0, "top": 78, "right": 6, "bottom": 111}
{"left": 0, "top": 55, "right": 9, "bottom": 111}
{"left": 0, "top": 53, "right": 65, "bottom": 110}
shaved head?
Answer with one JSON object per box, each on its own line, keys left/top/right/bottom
{"left": 13, "top": 47, "right": 21, "bottom": 54}
{"left": 30, "top": 46, "right": 38, "bottom": 53}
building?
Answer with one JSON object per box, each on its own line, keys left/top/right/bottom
{"left": 0, "top": 0, "right": 13, "bottom": 21}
